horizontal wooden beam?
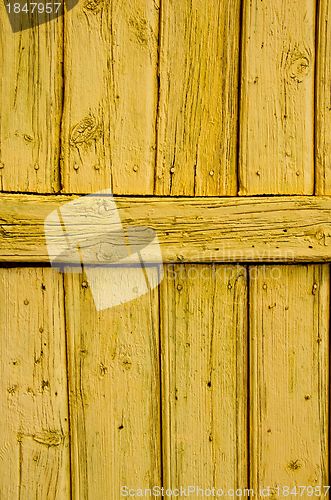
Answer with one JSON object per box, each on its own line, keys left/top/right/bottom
{"left": 1, "top": 194, "right": 331, "bottom": 264}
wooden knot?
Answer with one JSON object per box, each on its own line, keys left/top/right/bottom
{"left": 33, "top": 431, "right": 63, "bottom": 447}
{"left": 70, "top": 114, "right": 101, "bottom": 148}
{"left": 84, "top": 0, "right": 104, "bottom": 12}
{"left": 286, "top": 48, "right": 311, "bottom": 83}
{"left": 129, "top": 16, "right": 149, "bottom": 46}
{"left": 287, "top": 458, "right": 303, "bottom": 471}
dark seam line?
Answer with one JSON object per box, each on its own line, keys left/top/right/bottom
{"left": 153, "top": 0, "right": 162, "bottom": 195}
{"left": 62, "top": 275, "right": 74, "bottom": 500}
{"left": 236, "top": 0, "right": 244, "bottom": 196}
{"left": 313, "top": 0, "right": 321, "bottom": 196}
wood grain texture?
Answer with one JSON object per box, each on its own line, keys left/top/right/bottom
{"left": 316, "top": 0, "right": 331, "bottom": 195}
{"left": 2, "top": 194, "right": 331, "bottom": 263}
{"left": 155, "top": 0, "right": 240, "bottom": 196}
{"left": 250, "top": 265, "right": 329, "bottom": 494}
{"left": 0, "top": 268, "right": 70, "bottom": 498}
{"left": 61, "top": 0, "right": 159, "bottom": 195}
{"left": 240, "top": 0, "right": 315, "bottom": 195}
{"left": 160, "top": 264, "right": 248, "bottom": 491}
{"left": 64, "top": 268, "right": 161, "bottom": 499}
{"left": 0, "top": 9, "right": 62, "bottom": 193}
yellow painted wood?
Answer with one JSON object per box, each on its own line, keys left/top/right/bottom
{"left": 61, "top": 0, "right": 159, "bottom": 195}
{"left": 250, "top": 265, "right": 329, "bottom": 493}
{"left": 2, "top": 193, "right": 331, "bottom": 263}
{"left": 0, "top": 2, "right": 330, "bottom": 493}
{"left": 240, "top": 0, "right": 315, "bottom": 195}
{"left": 316, "top": 0, "right": 331, "bottom": 195}
{"left": 0, "top": 11, "right": 62, "bottom": 193}
{"left": 160, "top": 264, "right": 248, "bottom": 492}
{"left": 155, "top": 0, "right": 240, "bottom": 196}
{"left": 0, "top": 268, "right": 70, "bottom": 498}
{"left": 64, "top": 268, "right": 161, "bottom": 499}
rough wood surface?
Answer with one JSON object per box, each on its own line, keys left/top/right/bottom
{"left": 64, "top": 269, "right": 161, "bottom": 499}
{"left": 240, "top": 0, "right": 315, "bottom": 195}
{"left": 0, "top": 9, "right": 62, "bottom": 193}
{"left": 160, "top": 265, "right": 248, "bottom": 490}
{"left": 61, "top": 0, "right": 159, "bottom": 195}
{"left": 2, "top": 194, "right": 331, "bottom": 263}
{"left": 249, "top": 265, "right": 329, "bottom": 493}
{"left": 316, "top": 0, "right": 331, "bottom": 195}
{"left": 0, "top": 268, "right": 70, "bottom": 498}
{"left": 155, "top": 0, "right": 240, "bottom": 196}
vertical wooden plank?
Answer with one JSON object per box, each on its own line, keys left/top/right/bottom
{"left": 65, "top": 267, "right": 161, "bottom": 499}
{"left": 0, "top": 268, "right": 70, "bottom": 498}
{"left": 316, "top": 0, "right": 331, "bottom": 194}
{"left": 161, "top": 264, "right": 248, "bottom": 492}
{"left": 0, "top": 12, "right": 62, "bottom": 193}
{"left": 250, "top": 265, "right": 329, "bottom": 493}
{"left": 239, "top": 0, "right": 315, "bottom": 195}
{"left": 62, "top": 1, "right": 159, "bottom": 195}
{"left": 155, "top": 0, "right": 240, "bottom": 196}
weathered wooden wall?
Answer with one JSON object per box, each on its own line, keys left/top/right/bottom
{"left": 0, "top": 0, "right": 331, "bottom": 498}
